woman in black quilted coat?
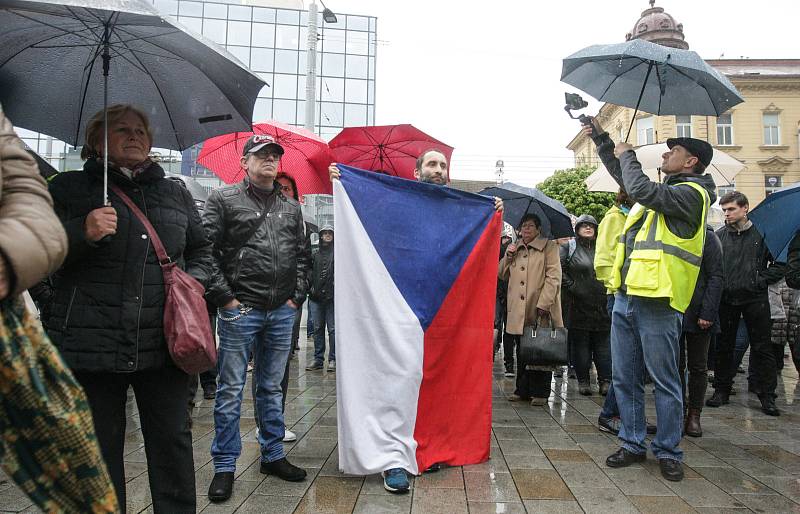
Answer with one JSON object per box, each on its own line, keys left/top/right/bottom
{"left": 45, "top": 105, "right": 212, "bottom": 514}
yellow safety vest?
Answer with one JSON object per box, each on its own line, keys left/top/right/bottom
{"left": 609, "top": 181, "right": 709, "bottom": 313}
{"left": 594, "top": 205, "right": 627, "bottom": 293}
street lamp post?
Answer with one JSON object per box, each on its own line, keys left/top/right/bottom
{"left": 304, "top": 0, "right": 337, "bottom": 133}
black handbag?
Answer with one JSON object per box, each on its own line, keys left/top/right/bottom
{"left": 518, "top": 317, "right": 568, "bottom": 367}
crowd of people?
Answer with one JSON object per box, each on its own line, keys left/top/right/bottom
{"left": 1, "top": 100, "right": 800, "bottom": 511}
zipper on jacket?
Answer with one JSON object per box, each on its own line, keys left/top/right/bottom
{"left": 234, "top": 248, "right": 246, "bottom": 285}
{"left": 62, "top": 286, "right": 77, "bottom": 329}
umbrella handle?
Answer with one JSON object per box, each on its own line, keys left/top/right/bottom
{"left": 624, "top": 61, "right": 654, "bottom": 143}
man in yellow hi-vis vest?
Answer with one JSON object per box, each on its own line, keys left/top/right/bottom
{"left": 583, "top": 120, "right": 715, "bottom": 483}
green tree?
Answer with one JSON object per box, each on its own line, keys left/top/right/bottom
{"left": 537, "top": 166, "right": 616, "bottom": 222}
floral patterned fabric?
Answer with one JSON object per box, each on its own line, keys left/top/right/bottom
{"left": 0, "top": 296, "right": 118, "bottom": 513}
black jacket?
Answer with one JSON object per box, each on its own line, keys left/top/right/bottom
{"left": 683, "top": 228, "right": 724, "bottom": 333}
{"left": 591, "top": 132, "right": 717, "bottom": 291}
{"left": 309, "top": 243, "right": 334, "bottom": 302}
{"left": 716, "top": 221, "right": 785, "bottom": 305}
{"left": 560, "top": 238, "right": 609, "bottom": 330}
{"left": 46, "top": 160, "right": 212, "bottom": 372}
{"left": 787, "top": 232, "right": 800, "bottom": 290}
{"left": 202, "top": 178, "right": 310, "bottom": 309}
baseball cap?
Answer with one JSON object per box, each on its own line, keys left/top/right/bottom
{"left": 666, "top": 137, "right": 713, "bottom": 167}
{"left": 242, "top": 134, "right": 284, "bottom": 156}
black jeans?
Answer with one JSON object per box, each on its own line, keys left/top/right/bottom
{"left": 714, "top": 300, "right": 776, "bottom": 397}
{"left": 511, "top": 335, "right": 552, "bottom": 398}
{"left": 75, "top": 367, "right": 196, "bottom": 514}
{"left": 570, "top": 328, "right": 611, "bottom": 383}
{"left": 679, "top": 331, "right": 711, "bottom": 410}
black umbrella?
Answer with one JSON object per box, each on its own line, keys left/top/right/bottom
{"left": 561, "top": 39, "right": 744, "bottom": 140}
{"left": 0, "top": 0, "right": 267, "bottom": 203}
{"left": 479, "top": 183, "right": 574, "bottom": 239}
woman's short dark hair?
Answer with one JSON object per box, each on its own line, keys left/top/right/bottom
{"left": 275, "top": 172, "right": 298, "bottom": 200}
{"left": 518, "top": 213, "right": 541, "bottom": 229}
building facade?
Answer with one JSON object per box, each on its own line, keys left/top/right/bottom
{"left": 566, "top": 2, "right": 800, "bottom": 206}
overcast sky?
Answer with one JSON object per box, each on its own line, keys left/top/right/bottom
{"left": 318, "top": 0, "right": 800, "bottom": 187}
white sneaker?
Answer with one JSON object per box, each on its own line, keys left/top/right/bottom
{"left": 283, "top": 428, "right": 297, "bottom": 442}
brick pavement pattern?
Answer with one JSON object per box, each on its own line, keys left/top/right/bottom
{"left": 2, "top": 333, "right": 800, "bottom": 513}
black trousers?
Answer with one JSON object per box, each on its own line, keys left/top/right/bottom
{"left": 679, "top": 331, "right": 711, "bottom": 410}
{"left": 714, "top": 300, "right": 776, "bottom": 396}
{"left": 511, "top": 335, "right": 552, "bottom": 398}
{"left": 75, "top": 367, "right": 196, "bottom": 514}
{"left": 570, "top": 328, "right": 612, "bottom": 384}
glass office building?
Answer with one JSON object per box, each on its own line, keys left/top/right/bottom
{"left": 151, "top": 0, "right": 378, "bottom": 188}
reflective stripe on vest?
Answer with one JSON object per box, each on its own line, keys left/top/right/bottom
{"left": 609, "top": 181, "right": 709, "bottom": 313}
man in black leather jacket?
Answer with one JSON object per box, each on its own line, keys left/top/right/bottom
{"left": 707, "top": 191, "right": 785, "bottom": 416}
{"left": 204, "top": 135, "right": 311, "bottom": 502}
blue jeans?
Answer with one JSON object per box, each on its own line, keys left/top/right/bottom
{"left": 211, "top": 303, "right": 296, "bottom": 472}
{"left": 611, "top": 293, "right": 684, "bottom": 462}
{"left": 309, "top": 299, "right": 335, "bottom": 364}
{"left": 600, "top": 294, "right": 618, "bottom": 418}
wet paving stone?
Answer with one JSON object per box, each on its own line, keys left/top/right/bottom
{"left": 3, "top": 342, "right": 800, "bottom": 513}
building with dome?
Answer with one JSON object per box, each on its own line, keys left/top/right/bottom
{"left": 567, "top": 1, "right": 800, "bottom": 205}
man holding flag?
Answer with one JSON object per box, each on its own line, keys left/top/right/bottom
{"left": 328, "top": 153, "right": 502, "bottom": 493}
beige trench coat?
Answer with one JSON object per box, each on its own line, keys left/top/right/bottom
{"left": 0, "top": 111, "right": 67, "bottom": 297}
{"left": 499, "top": 235, "right": 563, "bottom": 335}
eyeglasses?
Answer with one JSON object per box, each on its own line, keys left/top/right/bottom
{"left": 279, "top": 185, "right": 293, "bottom": 192}
{"left": 251, "top": 150, "right": 281, "bottom": 160}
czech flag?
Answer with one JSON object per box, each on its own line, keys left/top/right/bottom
{"left": 334, "top": 165, "right": 501, "bottom": 475}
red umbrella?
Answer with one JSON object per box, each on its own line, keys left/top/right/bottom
{"left": 329, "top": 124, "right": 454, "bottom": 180}
{"left": 197, "top": 121, "right": 333, "bottom": 196}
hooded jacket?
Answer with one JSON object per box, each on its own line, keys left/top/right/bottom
{"left": 560, "top": 216, "right": 609, "bottom": 330}
{"left": 309, "top": 235, "right": 334, "bottom": 303}
{"left": 716, "top": 220, "right": 785, "bottom": 305}
{"left": 591, "top": 132, "right": 717, "bottom": 293}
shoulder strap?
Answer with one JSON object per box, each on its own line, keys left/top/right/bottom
{"left": 108, "top": 183, "right": 170, "bottom": 265}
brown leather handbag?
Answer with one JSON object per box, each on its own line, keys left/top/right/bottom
{"left": 109, "top": 183, "right": 216, "bottom": 374}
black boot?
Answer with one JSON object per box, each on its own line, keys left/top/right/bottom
{"left": 759, "top": 395, "right": 780, "bottom": 416}
{"left": 705, "top": 389, "right": 729, "bottom": 407}
{"left": 207, "top": 472, "right": 234, "bottom": 502}
{"left": 260, "top": 457, "right": 307, "bottom": 481}
{"left": 606, "top": 448, "right": 646, "bottom": 468}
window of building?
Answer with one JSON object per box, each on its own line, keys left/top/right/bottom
{"left": 227, "top": 21, "right": 251, "bottom": 46}
{"left": 178, "top": 15, "right": 202, "bottom": 33}
{"left": 272, "top": 74, "right": 298, "bottom": 99}
{"left": 252, "top": 7, "right": 276, "bottom": 23}
{"left": 273, "top": 99, "right": 297, "bottom": 124}
{"left": 320, "top": 102, "right": 343, "bottom": 126}
{"left": 203, "top": 2, "right": 227, "bottom": 19}
{"left": 251, "top": 23, "right": 275, "bottom": 47}
{"left": 321, "top": 53, "right": 345, "bottom": 77}
{"left": 765, "top": 175, "right": 782, "bottom": 196}
{"left": 716, "top": 113, "right": 733, "bottom": 145}
{"left": 319, "top": 77, "right": 344, "bottom": 102}
{"left": 275, "top": 24, "right": 299, "bottom": 49}
{"left": 226, "top": 45, "right": 250, "bottom": 67}
{"left": 155, "top": 0, "right": 178, "bottom": 16}
{"left": 636, "top": 116, "right": 654, "bottom": 145}
{"left": 763, "top": 113, "right": 780, "bottom": 145}
{"left": 178, "top": 0, "right": 203, "bottom": 17}
{"left": 274, "top": 49, "right": 298, "bottom": 74}
{"left": 250, "top": 48, "right": 274, "bottom": 72}
{"left": 346, "top": 31, "right": 370, "bottom": 55}
{"left": 717, "top": 180, "right": 735, "bottom": 198}
{"left": 275, "top": 9, "right": 299, "bottom": 25}
{"left": 321, "top": 29, "right": 346, "bottom": 54}
{"left": 228, "top": 5, "right": 251, "bottom": 21}
{"left": 202, "top": 18, "right": 227, "bottom": 45}
{"left": 344, "top": 104, "right": 368, "bottom": 127}
{"left": 675, "top": 115, "right": 692, "bottom": 138}
{"left": 347, "top": 55, "right": 368, "bottom": 80}
{"left": 345, "top": 78, "right": 368, "bottom": 104}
